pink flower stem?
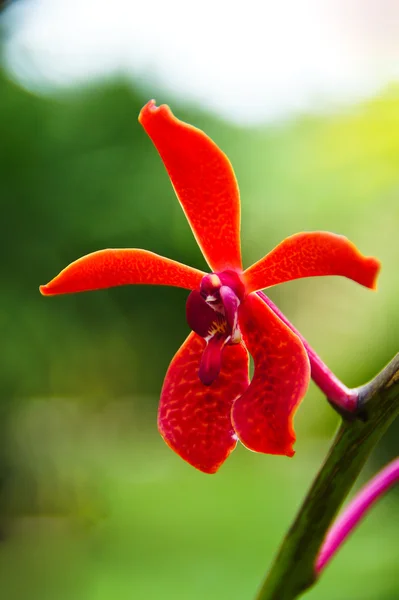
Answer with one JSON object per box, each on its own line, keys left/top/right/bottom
{"left": 257, "top": 291, "right": 358, "bottom": 413}
{"left": 316, "top": 457, "right": 399, "bottom": 573}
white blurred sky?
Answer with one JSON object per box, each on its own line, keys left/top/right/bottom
{"left": 2, "top": 0, "right": 399, "bottom": 123}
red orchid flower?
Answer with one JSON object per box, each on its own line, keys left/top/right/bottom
{"left": 40, "top": 101, "right": 380, "bottom": 474}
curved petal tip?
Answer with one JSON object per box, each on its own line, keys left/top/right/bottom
{"left": 39, "top": 284, "right": 52, "bottom": 296}
{"left": 367, "top": 256, "right": 381, "bottom": 291}
{"left": 139, "top": 100, "right": 171, "bottom": 125}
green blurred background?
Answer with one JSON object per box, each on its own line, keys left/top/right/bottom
{"left": 0, "top": 3, "right": 399, "bottom": 598}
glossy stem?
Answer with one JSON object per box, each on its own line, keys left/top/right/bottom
{"left": 316, "top": 457, "right": 399, "bottom": 573}
{"left": 257, "top": 291, "right": 358, "bottom": 412}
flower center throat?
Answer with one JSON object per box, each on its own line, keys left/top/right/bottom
{"left": 186, "top": 270, "right": 245, "bottom": 385}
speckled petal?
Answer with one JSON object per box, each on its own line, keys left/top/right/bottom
{"left": 244, "top": 232, "right": 380, "bottom": 292}
{"left": 139, "top": 101, "right": 242, "bottom": 272}
{"left": 232, "top": 293, "right": 310, "bottom": 456}
{"left": 40, "top": 249, "right": 205, "bottom": 295}
{"left": 159, "top": 333, "right": 249, "bottom": 473}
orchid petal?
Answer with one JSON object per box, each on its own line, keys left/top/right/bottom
{"left": 244, "top": 232, "right": 380, "bottom": 293}
{"left": 139, "top": 101, "right": 242, "bottom": 272}
{"left": 232, "top": 293, "right": 310, "bottom": 456}
{"left": 40, "top": 249, "right": 205, "bottom": 295}
{"left": 159, "top": 333, "right": 249, "bottom": 474}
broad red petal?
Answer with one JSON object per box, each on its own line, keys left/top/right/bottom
{"left": 139, "top": 101, "right": 242, "bottom": 272}
{"left": 231, "top": 293, "right": 310, "bottom": 456}
{"left": 40, "top": 249, "right": 205, "bottom": 295}
{"left": 243, "top": 232, "right": 380, "bottom": 293}
{"left": 159, "top": 332, "right": 249, "bottom": 474}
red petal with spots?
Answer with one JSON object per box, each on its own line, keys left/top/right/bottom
{"left": 244, "top": 232, "right": 380, "bottom": 293}
{"left": 232, "top": 293, "right": 310, "bottom": 456}
{"left": 139, "top": 101, "right": 242, "bottom": 273}
{"left": 40, "top": 249, "right": 205, "bottom": 295}
{"left": 159, "top": 333, "right": 249, "bottom": 474}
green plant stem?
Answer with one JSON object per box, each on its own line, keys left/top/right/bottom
{"left": 255, "top": 353, "right": 399, "bottom": 600}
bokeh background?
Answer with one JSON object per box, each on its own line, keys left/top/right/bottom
{"left": 0, "top": 1, "right": 398, "bottom": 598}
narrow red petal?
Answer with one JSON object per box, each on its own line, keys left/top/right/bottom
{"left": 231, "top": 293, "right": 310, "bottom": 456}
{"left": 243, "top": 232, "right": 381, "bottom": 293}
{"left": 139, "top": 101, "right": 242, "bottom": 272}
{"left": 159, "top": 333, "right": 249, "bottom": 474}
{"left": 40, "top": 249, "right": 205, "bottom": 295}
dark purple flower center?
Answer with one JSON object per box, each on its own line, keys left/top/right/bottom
{"left": 186, "top": 270, "right": 245, "bottom": 385}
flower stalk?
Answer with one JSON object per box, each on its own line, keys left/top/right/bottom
{"left": 316, "top": 457, "right": 399, "bottom": 573}
{"left": 255, "top": 352, "right": 399, "bottom": 600}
